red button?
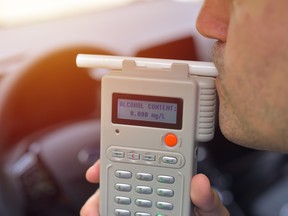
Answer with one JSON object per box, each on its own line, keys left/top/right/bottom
{"left": 164, "top": 133, "right": 178, "bottom": 147}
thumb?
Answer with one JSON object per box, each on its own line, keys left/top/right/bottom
{"left": 191, "top": 174, "right": 230, "bottom": 216}
{"left": 86, "top": 159, "right": 100, "bottom": 183}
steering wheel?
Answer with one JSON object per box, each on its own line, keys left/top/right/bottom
{"left": 0, "top": 46, "right": 112, "bottom": 215}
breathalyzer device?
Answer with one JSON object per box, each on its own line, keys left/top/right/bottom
{"left": 76, "top": 54, "right": 217, "bottom": 216}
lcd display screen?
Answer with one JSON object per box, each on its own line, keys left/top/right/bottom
{"left": 112, "top": 93, "right": 183, "bottom": 129}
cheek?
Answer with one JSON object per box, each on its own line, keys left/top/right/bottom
{"left": 219, "top": 4, "right": 288, "bottom": 149}
{"left": 225, "top": 0, "right": 288, "bottom": 84}
{"left": 224, "top": 4, "right": 288, "bottom": 108}
{"left": 223, "top": 6, "right": 281, "bottom": 113}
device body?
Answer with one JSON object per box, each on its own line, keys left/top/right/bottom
{"left": 98, "top": 59, "right": 216, "bottom": 216}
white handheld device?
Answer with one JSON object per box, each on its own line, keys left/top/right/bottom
{"left": 77, "top": 54, "right": 217, "bottom": 216}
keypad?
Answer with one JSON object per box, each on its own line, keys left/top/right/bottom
{"left": 113, "top": 170, "right": 175, "bottom": 216}
{"left": 107, "top": 146, "right": 186, "bottom": 215}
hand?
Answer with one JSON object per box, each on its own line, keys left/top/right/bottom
{"left": 80, "top": 159, "right": 101, "bottom": 216}
{"left": 80, "top": 160, "right": 230, "bottom": 216}
{"left": 191, "top": 174, "right": 230, "bottom": 216}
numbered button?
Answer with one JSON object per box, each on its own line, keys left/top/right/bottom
{"left": 135, "top": 212, "right": 151, "bottom": 216}
{"left": 115, "top": 184, "right": 132, "bottom": 192}
{"left": 157, "top": 175, "right": 175, "bottom": 184}
{"left": 157, "top": 189, "right": 174, "bottom": 197}
{"left": 114, "top": 209, "right": 131, "bottom": 216}
{"left": 156, "top": 202, "right": 173, "bottom": 210}
{"left": 135, "top": 199, "right": 152, "bottom": 208}
{"left": 136, "top": 173, "right": 153, "bottom": 181}
{"left": 161, "top": 156, "right": 178, "bottom": 165}
{"left": 115, "top": 171, "right": 132, "bottom": 179}
{"left": 136, "top": 186, "right": 153, "bottom": 194}
{"left": 115, "top": 196, "right": 131, "bottom": 205}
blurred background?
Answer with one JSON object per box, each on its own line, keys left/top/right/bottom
{"left": 0, "top": 0, "right": 287, "bottom": 215}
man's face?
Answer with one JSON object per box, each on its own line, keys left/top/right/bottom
{"left": 197, "top": 0, "right": 288, "bottom": 152}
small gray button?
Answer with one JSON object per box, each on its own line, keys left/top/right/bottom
{"left": 136, "top": 186, "right": 153, "bottom": 194}
{"left": 115, "top": 170, "right": 132, "bottom": 179}
{"left": 135, "top": 199, "right": 152, "bottom": 208}
{"left": 127, "top": 152, "right": 140, "bottom": 160}
{"left": 156, "top": 201, "right": 173, "bottom": 210}
{"left": 115, "top": 183, "right": 132, "bottom": 192}
{"left": 157, "top": 189, "right": 174, "bottom": 197}
{"left": 112, "top": 150, "right": 125, "bottom": 158}
{"left": 135, "top": 212, "right": 151, "bottom": 216}
{"left": 114, "top": 209, "right": 131, "bottom": 216}
{"left": 136, "top": 173, "right": 153, "bottom": 181}
{"left": 143, "top": 154, "right": 156, "bottom": 161}
{"left": 115, "top": 196, "right": 131, "bottom": 205}
{"left": 162, "top": 156, "right": 178, "bottom": 164}
{"left": 157, "top": 175, "right": 175, "bottom": 184}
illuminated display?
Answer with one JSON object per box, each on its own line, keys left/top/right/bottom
{"left": 112, "top": 93, "right": 183, "bottom": 129}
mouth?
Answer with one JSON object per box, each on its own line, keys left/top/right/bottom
{"left": 212, "top": 41, "right": 225, "bottom": 72}
{"left": 212, "top": 41, "right": 226, "bottom": 98}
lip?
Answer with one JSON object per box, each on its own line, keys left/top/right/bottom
{"left": 212, "top": 41, "right": 226, "bottom": 98}
{"left": 212, "top": 41, "right": 225, "bottom": 69}
{"left": 212, "top": 41, "right": 225, "bottom": 76}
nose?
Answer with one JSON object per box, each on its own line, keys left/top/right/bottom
{"left": 196, "top": 0, "right": 230, "bottom": 42}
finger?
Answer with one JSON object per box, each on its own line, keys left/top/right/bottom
{"left": 86, "top": 159, "right": 100, "bottom": 183}
{"left": 191, "top": 174, "right": 230, "bottom": 216}
{"left": 80, "top": 189, "right": 100, "bottom": 216}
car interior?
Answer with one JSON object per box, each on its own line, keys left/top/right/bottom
{"left": 0, "top": 1, "right": 288, "bottom": 216}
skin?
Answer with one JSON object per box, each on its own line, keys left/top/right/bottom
{"left": 81, "top": 0, "right": 288, "bottom": 215}
{"left": 197, "top": 0, "right": 288, "bottom": 152}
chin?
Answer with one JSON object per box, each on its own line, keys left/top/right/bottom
{"left": 220, "top": 121, "right": 288, "bottom": 153}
